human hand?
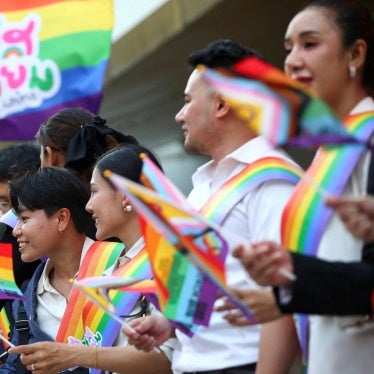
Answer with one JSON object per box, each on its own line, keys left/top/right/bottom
{"left": 233, "top": 241, "right": 294, "bottom": 286}
{"left": 9, "top": 342, "right": 76, "bottom": 373}
{"left": 325, "top": 195, "right": 374, "bottom": 242}
{"left": 216, "top": 288, "right": 282, "bottom": 325}
{"left": 126, "top": 314, "right": 173, "bottom": 352}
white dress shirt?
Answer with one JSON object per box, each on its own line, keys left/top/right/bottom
{"left": 172, "top": 136, "right": 297, "bottom": 373}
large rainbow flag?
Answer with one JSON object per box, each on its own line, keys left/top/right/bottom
{"left": 0, "top": 0, "right": 113, "bottom": 140}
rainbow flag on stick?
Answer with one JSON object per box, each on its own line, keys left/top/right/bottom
{"left": 0, "top": 243, "right": 24, "bottom": 300}
{"left": 74, "top": 276, "right": 157, "bottom": 315}
{"left": 0, "top": 0, "right": 113, "bottom": 140}
{"left": 201, "top": 57, "right": 362, "bottom": 148}
{"left": 139, "top": 154, "right": 221, "bottom": 329}
{"left": 104, "top": 170, "right": 257, "bottom": 326}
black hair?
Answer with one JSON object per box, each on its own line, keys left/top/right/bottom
{"left": 188, "top": 39, "right": 265, "bottom": 69}
{"left": 10, "top": 167, "right": 91, "bottom": 234}
{"left": 95, "top": 144, "right": 163, "bottom": 185}
{"left": 36, "top": 107, "right": 95, "bottom": 154}
{"left": 303, "top": 0, "right": 374, "bottom": 95}
{"left": 36, "top": 107, "right": 139, "bottom": 185}
{"left": 0, "top": 143, "right": 40, "bottom": 182}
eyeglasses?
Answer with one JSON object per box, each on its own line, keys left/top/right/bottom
{"left": 120, "top": 296, "right": 148, "bottom": 319}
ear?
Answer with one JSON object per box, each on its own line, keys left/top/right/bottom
{"left": 215, "top": 95, "right": 230, "bottom": 119}
{"left": 56, "top": 208, "right": 71, "bottom": 232}
{"left": 348, "top": 39, "right": 367, "bottom": 72}
{"left": 45, "top": 146, "right": 65, "bottom": 167}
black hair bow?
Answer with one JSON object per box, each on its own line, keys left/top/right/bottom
{"left": 64, "top": 116, "right": 138, "bottom": 172}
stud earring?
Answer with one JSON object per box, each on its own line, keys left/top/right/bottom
{"left": 349, "top": 65, "right": 356, "bottom": 78}
{"left": 124, "top": 205, "right": 132, "bottom": 213}
{"left": 58, "top": 228, "right": 63, "bottom": 234}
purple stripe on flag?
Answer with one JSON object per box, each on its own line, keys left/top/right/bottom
{"left": 0, "top": 93, "right": 102, "bottom": 140}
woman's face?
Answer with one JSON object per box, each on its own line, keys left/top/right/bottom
{"left": 12, "top": 205, "right": 60, "bottom": 262}
{"left": 284, "top": 7, "right": 352, "bottom": 112}
{"left": 86, "top": 168, "right": 125, "bottom": 241}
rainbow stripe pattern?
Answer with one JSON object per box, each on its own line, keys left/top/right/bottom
{"left": 75, "top": 276, "right": 156, "bottom": 313}
{"left": 105, "top": 170, "right": 258, "bottom": 326}
{"left": 201, "top": 157, "right": 303, "bottom": 223}
{"left": 202, "top": 57, "right": 358, "bottom": 147}
{"left": 281, "top": 111, "right": 374, "bottom": 364}
{"left": 56, "top": 241, "right": 124, "bottom": 344}
{"left": 140, "top": 153, "right": 190, "bottom": 208}
{"left": 0, "top": 0, "right": 113, "bottom": 140}
{"left": 134, "top": 155, "right": 302, "bottom": 329}
{"left": 79, "top": 247, "right": 153, "bottom": 350}
{"left": 282, "top": 111, "right": 374, "bottom": 256}
{"left": 140, "top": 155, "right": 220, "bottom": 328}
{"left": 0, "top": 243, "right": 24, "bottom": 300}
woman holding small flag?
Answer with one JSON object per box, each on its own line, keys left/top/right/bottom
{"left": 0, "top": 167, "right": 95, "bottom": 374}
{"left": 9, "top": 145, "right": 174, "bottom": 374}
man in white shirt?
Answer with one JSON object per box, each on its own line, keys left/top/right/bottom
{"left": 127, "top": 39, "right": 298, "bottom": 374}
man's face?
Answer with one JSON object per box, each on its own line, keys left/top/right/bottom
{"left": 175, "top": 69, "right": 217, "bottom": 155}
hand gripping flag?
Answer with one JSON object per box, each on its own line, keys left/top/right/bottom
{"left": 0, "top": 0, "right": 113, "bottom": 140}
{"left": 201, "top": 56, "right": 364, "bottom": 148}
{"left": 104, "top": 170, "right": 257, "bottom": 327}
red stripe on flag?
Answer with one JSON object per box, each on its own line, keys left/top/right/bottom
{"left": 0, "top": 0, "right": 66, "bottom": 12}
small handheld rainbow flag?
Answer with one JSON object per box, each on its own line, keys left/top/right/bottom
{"left": 140, "top": 153, "right": 190, "bottom": 207}
{"left": 139, "top": 154, "right": 225, "bottom": 328}
{"left": 0, "top": 0, "right": 113, "bottom": 140}
{"left": 201, "top": 57, "right": 361, "bottom": 148}
{"left": 0, "top": 243, "right": 24, "bottom": 300}
{"left": 104, "top": 170, "right": 257, "bottom": 326}
{"left": 74, "top": 276, "right": 156, "bottom": 315}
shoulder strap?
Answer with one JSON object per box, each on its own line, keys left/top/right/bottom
{"left": 200, "top": 156, "right": 302, "bottom": 224}
{"left": 81, "top": 246, "right": 152, "bottom": 351}
{"left": 56, "top": 241, "right": 124, "bottom": 343}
